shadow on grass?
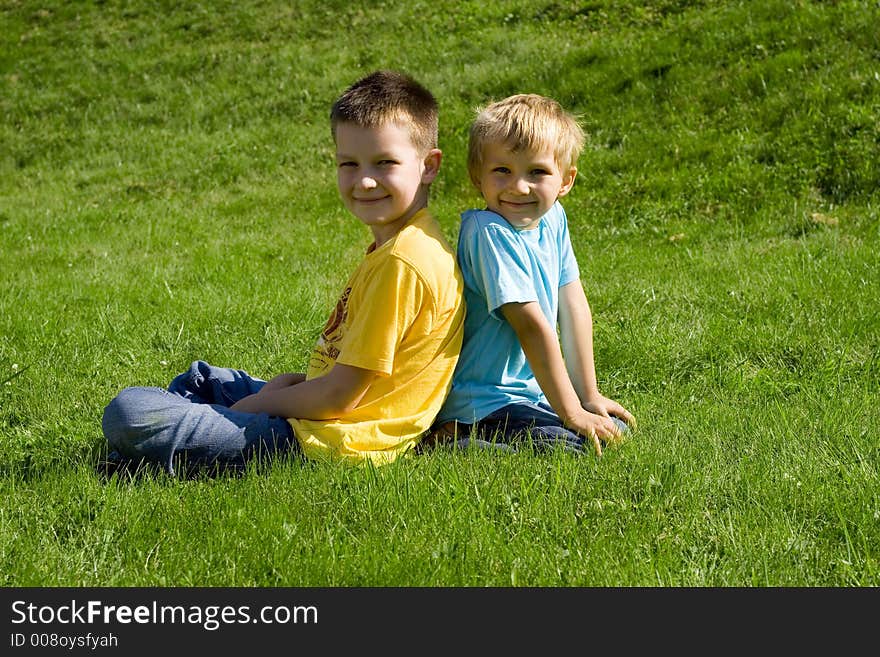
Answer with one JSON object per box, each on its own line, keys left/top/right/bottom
{"left": 90, "top": 418, "right": 635, "bottom": 483}
{"left": 92, "top": 448, "right": 307, "bottom": 484}
{"left": 415, "top": 420, "right": 632, "bottom": 457}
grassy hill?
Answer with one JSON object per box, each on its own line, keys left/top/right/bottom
{"left": 0, "top": 0, "right": 877, "bottom": 586}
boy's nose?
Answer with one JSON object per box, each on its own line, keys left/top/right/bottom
{"left": 358, "top": 176, "right": 378, "bottom": 190}
{"left": 512, "top": 178, "right": 530, "bottom": 194}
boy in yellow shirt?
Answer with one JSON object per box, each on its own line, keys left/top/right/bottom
{"left": 102, "top": 70, "right": 465, "bottom": 472}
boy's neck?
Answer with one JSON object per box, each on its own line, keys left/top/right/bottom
{"left": 370, "top": 189, "right": 428, "bottom": 249}
{"left": 370, "top": 199, "right": 428, "bottom": 248}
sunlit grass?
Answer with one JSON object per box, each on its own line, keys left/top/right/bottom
{"left": 0, "top": 0, "right": 877, "bottom": 586}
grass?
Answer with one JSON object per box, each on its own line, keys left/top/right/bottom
{"left": 0, "top": 0, "right": 878, "bottom": 586}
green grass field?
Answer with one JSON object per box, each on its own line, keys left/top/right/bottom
{"left": 1, "top": 0, "right": 877, "bottom": 586}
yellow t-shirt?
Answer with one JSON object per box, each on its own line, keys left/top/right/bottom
{"left": 288, "top": 209, "right": 465, "bottom": 464}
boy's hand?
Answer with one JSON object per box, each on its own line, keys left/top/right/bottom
{"left": 501, "top": 301, "right": 634, "bottom": 458}
{"left": 566, "top": 407, "right": 626, "bottom": 457}
{"left": 583, "top": 394, "right": 636, "bottom": 431}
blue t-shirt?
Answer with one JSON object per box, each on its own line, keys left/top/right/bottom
{"left": 436, "top": 201, "right": 581, "bottom": 424}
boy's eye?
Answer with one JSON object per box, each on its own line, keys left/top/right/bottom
{"left": 492, "top": 167, "right": 510, "bottom": 174}
{"left": 531, "top": 168, "right": 550, "bottom": 176}
{"left": 378, "top": 159, "right": 398, "bottom": 166}
{"left": 337, "top": 161, "right": 357, "bottom": 168}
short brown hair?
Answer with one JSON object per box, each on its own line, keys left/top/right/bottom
{"left": 467, "top": 94, "right": 585, "bottom": 186}
{"left": 330, "top": 70, "right": 438, "bottom": 154}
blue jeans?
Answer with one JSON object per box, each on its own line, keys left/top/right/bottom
{"left": 102, "top": 361, "right": 298, "bottom": 474}
{"left": 434, "top": 402, "right": 630, "bottom": 455}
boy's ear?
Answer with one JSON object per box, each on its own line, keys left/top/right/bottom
{"left": 421, "top": 149, "right": 442, "bottom": 184}
{"left": 557, "top": 166, "right": 578, "bottom": 198}
{"left": 469, "top": 172, "right": 482, "bottom": 191}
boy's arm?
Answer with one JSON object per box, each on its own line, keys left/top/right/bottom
{"left": 558, "top": 280, "right": 636, "bottom": 428}
{"left": 500, "top": 301, "right": 623, "bottom": 456}
{"left": 229, "top": 364, "right": 375, "bottom": 420}
{"left": 261, "top": 372, "right": 307, "bottom": 392}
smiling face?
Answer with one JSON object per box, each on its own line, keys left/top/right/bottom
{"left": 334, "top": 121, "right": 441, "bottom": 246}
{"left": 475, "top": 140, "right": 577, "bottom": 231}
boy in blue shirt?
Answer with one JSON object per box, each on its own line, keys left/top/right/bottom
{"left": 433, "top": 93, "right": 635, "bottom": 457}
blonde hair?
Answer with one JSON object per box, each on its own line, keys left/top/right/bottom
{"left": 467, "top": 94, "right": 585, "bottom": 185}
{"left": 330, "top": 70, "right": 438, "bottom": 154}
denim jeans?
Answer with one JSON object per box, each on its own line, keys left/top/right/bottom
{"left": 439, "top": 401, "right": 631, "bottom": 455}
{"left": 102, "top": 361, "right": 298, "bottom": 474}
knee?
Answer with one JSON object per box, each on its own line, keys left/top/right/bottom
{"left": 103, "top": 386, "right": 140, "bottom": 422}
{"left": 101, "top": 386, "right": 162, "bottom": 450}
{"left": 612, "top": 416, "right": 631, "bottom": 435}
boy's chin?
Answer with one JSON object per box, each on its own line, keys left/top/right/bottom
{"left": 354, "top": 210, "right": 404, "bottom": 225}
{"left": 486, "top": 206, "right": 541, "bottom": 230}
{"left": 499, "top": 214, "right": 541, "bottom": 230}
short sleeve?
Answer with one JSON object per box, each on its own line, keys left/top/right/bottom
{"left": 556, "top": 204, "right": 580, "bottom": 287}
{"left": 464, "top": 223, "right": 539, "bottom": 317}
{"left": 335, "top": 256, "right": 422, "bottom": 376}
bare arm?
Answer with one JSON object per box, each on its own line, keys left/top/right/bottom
{"left": 558, "top": 279, "right": 600, "bottom": 402}
{"left": 230, "top": 363, "right": 375, "bottom": 420}
{"left": 500, "top": 301, "right": 622, "bottom": 456}
{"left": 558, "top": 280, "right": 636, "bottom": 428}
{"left": 261, "top": 372, "right": 307, "bottom": 392}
